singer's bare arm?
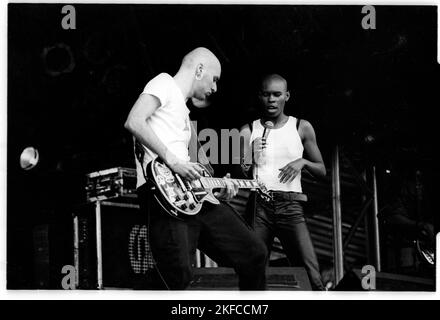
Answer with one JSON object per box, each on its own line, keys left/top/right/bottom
{"left": 278, "top": 120, "right": 326, "bottom": 183}
{"left": 299, "top": 120, "right": 326, "bottom": 177}
{"left": 124, "top": 93, "right": 203, "bottom": 180}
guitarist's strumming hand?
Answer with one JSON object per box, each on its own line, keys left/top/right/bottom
{"left": 214, "top": 173, "right": 239, "bottom": 201}
{"left": 167, "top": 158, "right": 204, "bottom": 181}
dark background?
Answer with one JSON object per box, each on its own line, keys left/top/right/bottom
{"left": 7, "top": 4, "right": 439, "bottom": 288}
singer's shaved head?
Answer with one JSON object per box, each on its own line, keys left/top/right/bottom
{"left": 261, "top": 74, "right": 288, "bottom": 92}
{"left": 259, "top": 73, "right": 290, "bottom": 119}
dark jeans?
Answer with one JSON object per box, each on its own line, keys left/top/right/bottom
{"left": 137, "top": 183, "right": 268, "bottom": 290}
{"left": 254, "top": 192, "right": 325, "bottom": 290}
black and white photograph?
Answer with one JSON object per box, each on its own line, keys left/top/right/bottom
{"left": 4, "top": 2, "right": 439, "bottom": 294}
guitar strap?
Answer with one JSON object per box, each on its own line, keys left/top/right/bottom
{"left": 134, "top": 138, "right": 149, "bottom": 183}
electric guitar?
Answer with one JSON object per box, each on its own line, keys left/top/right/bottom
{"left": 146, "top": 158, "right": 269, "bottom": 219}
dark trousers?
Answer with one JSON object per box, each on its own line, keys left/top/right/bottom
{"left": 254, "top": 192, "right": 325, "bottom": 290}
{"left": 137, "top": 184, "right": 268, "bottom": 290}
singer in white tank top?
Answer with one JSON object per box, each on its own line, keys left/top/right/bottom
{"left": 250, "top": 117, "right": 303, "bottom": 193}
{"left": 240, "top": 74, "right": 327, "bottom": 290}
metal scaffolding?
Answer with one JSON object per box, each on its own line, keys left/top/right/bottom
{"left": 331, "top": 146, "right": 382, "bottom": 285}
{"left": 331, "top": 145, "right": 344, "bottom": 284}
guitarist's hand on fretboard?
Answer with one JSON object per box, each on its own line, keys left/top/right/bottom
{"left": 213, "top": 173, "right": 239, "bottom": 201}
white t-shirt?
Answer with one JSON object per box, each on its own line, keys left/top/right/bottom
{"left": 250, "top": 117, "right": 304, "bottom": 193}
{"left": 134, "top": 73, "right": 192, "bottom": 187}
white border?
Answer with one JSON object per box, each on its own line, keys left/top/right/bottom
{"left": 1, "top": 0, "right": 439, "bottom": 301}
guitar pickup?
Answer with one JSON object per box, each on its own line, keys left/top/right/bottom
{"left": 193, "top": 191, "right": 208, "bottom": 196}
{"left": 175, "top": 174, "right": 187, "bottom": 191}
{"left": 185, "top": 181, "right": 193, "bottom": 191}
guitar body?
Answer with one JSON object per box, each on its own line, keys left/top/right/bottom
{"left": 146, "top": 158, "right": 220, "bottom": 219}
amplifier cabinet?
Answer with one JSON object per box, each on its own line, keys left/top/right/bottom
{"left": 74, "top": 199, "right": 154, "bottom": 289}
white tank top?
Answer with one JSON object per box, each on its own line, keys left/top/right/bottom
{"left": 250, "top": 117, "right": 303, "bottom": 192}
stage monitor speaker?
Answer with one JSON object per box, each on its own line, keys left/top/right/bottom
{"left": 189, "top": 267, "right": 312, "bottom": 290}
{"left": 334, "top": 268, "right": 435, "bottom": 291}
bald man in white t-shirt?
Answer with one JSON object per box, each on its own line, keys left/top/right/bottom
{"left": 124, "top": 48, "right": 267, "bottom": 290}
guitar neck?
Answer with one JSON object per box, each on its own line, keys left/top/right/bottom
{"left": 200, "top": 177, "right": 260, "bottom": 189}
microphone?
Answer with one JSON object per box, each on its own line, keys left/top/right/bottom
{"left": 262, "top": 121, "right": 274, "bottom": 140}
{"left": 255, "top": 120, "right": 274, "bottom": 183}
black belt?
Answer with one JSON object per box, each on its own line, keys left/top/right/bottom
{"left": 258, "top": 190, "right": 308, "bottom": 202}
